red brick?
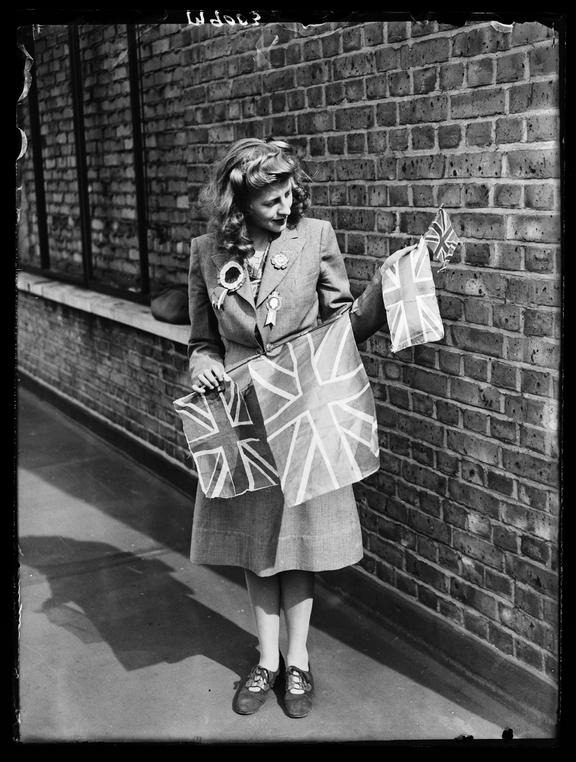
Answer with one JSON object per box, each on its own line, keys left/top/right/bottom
{"left": 509, "top": 80, "right": 559, "bottom": 113}
{"left": 403, "top": 37, "right": 450, "bottom": 67}
{"left": 521, "top": 369, "right": 553, "bottom": 397}
{"left": 389, "top": 128, "right": 409, "bottom": 151}
{"left": 321, "top": 32, "right": 341, "bottom": 58}
{"left": 365, "top": 74, "right": 387, "bottom": 100}
{"left": 335, "top": 105, "right": 374, "bottom": 131}
{"left": 413, "top": 66, "right": 437, "bottom": 94}
{"left": 467, "top": 57, "right": 494, "bottom": 87}
{"left": 376, "top": 101, "right": 398, "bottom": 126}
{"left": 406, "top": 554, "right": 450, "bottom": 593}
{"left": 463, "top": 183, "right": 490, "bottom": 207}
{"left": 528, "top": 44, "right": 559, "bottom": 76}
{"left": 399, "top": 95, "right": 448, "bottom": 124}
{"left": 332, "top": 51, "right": 375, "bottom": 79}
{"left": 451, "top": 88, "right": 506, "bottom": 118}
{"left": 297, "top": 61, "right": 332, "bottom": 87}
{"left": 388, "top": 70, "right": 411, "bottom": 97}
{"left": 375, "top": 46, "right": 399, "bottom": 72}
{"left": 501, "top": 448, "right": 559, "bottom": 488}
{"left": 495, "top": 116, "right": 524, "bottom": 144}
{"left": 398, "top": 155, "right": 445, "bottom": 180}
{"left": 387, "top": 22, "right": 409, "bottom": 42}
{"left": 494, "top": 183, "right": 522, "bottom": 208}
{"left": 506, "top": 148, "right": 559, "bottom": 179}
{"left": 508, "top": 213, "right": 560, "bottom": 244}
{"left": 450, "top": 578, "right": 498, "bottom": 620}
{"left": 496, "top": 51, "right": 528, "bottom": 83}
{"left": 438, "top": 124, "right": 462, "bottom": 149}
{"left": 409, "top": 508, "right": 451, "bottom": 544}
{"left": 452, "top": 25, "right": 511, "bottom": 57}
{"left": 526, "top": 113, "right": 559, "bottom": 142}
{"left": 466, "top": 122, "right": 492, "bottom": 147}
{"left": 439, "top": 62, "right": 464, "bottom": 90}
{"left": 364, "top": 22, "right": 384, "bottom": 47}
{"left": 511, "top": 22, "right": 555, "bottom": 46}
{"left": 448, "top": 479, "right": 500, "bottom": 518}
{"left": 445, "top": 153, "right": 502, "bottom": 178}
{"left": 449, "top": 325, "right": 504, "bottom": 358}
{"left": 524, "top": 183, "right": 557, "bottom": 210}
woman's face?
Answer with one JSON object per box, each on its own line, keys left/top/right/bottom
{"left": 246, "top": 178, "right": 293, "bottom": 236}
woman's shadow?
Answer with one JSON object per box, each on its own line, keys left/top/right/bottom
{"left": 20, "top": 535, "right": 260, "bottom": 682}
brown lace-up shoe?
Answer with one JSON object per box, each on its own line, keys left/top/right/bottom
{"left": 232, "top": 664, "right": 280, "bottom": 715}
{"left": 284, "top": 665, "right": 314, "bottom": 718}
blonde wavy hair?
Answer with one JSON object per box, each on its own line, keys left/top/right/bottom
{"left": 199, "top": 137, "right": 311, "bottom": 259}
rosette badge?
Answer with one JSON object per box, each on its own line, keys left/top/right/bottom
{"left": 211, "top": 260, "right": 245, "bottom": 310}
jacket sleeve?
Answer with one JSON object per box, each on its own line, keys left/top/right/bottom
{"left": 187, "top": 237, "right": 225, "bottom": 377}
{"left": 317, "top": 221, "right": 354, "bottom": 322}
{"left": 349, "top": 268, "right": 387, "bottom": 345}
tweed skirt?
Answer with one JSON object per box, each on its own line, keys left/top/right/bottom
{"left": 189, "top": 483, "right": 363, "bottom": 577}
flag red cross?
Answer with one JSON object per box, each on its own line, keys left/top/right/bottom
{"left": 248, "top": 314, "right": 379, "bottom": 506}
{"left": 174, "top": 381, "right": 278, "bottom": 498}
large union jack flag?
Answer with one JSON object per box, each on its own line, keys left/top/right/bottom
{"left": 381, "top": 236, "right": 445, "bottom": 353}
{"left": 173, "top": 381, "right": 279, "bottom": 499}
{"left": 424, "top": 206, "right": 460, "bottom": 271}
{"left": 248, "top": 313, "right": 380, "bottom": 507}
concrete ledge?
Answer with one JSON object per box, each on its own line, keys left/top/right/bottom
{"left": 17, "top": 271, "right": 190, "bottom": 346}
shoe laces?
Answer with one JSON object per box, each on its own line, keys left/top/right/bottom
{"left": 245, "top": 665, "right": 270, "bottom": 693}
{"left": 286, "top": 666, "right": 310, "bottom": 695}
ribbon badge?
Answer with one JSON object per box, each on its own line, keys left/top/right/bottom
{"left": 271, "top": 253, "right": 288, "bottom": 270}
{"left": 211, "top": 260, "right": 245, "bottom": 310}
{"left": 265, "top": 290, "right": 282, "bottom": 326}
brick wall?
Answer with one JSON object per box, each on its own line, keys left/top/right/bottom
{"left": 17, "top": 18, "right": 561, "bottom": 686}
{"left": 17, "top": 293, "right": 193, "bottom": 465}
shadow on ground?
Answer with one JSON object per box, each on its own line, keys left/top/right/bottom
{"left": 20, "top": 535, "right": 259, "bottom": 676}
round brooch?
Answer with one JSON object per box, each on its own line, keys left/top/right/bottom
{"left": 271, "top": 253, "right": 289, "bottom": 270}
{"left": 218, "top": 260, "right": 245, "bottom": 292}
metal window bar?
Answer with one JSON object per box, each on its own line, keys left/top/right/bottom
{"left": 126, "top": 23, "right": 150, "bottom": 298}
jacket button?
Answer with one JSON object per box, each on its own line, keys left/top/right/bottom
{"left": 266, "top": 343, "right": 273, "bottom": 351}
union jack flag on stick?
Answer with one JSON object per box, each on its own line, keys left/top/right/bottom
{"left": 380, "top": 236, "right": 445, "bottom": 353}
{"left": 424, "top": 206, "right": 460, "bottom": 271}
{"left": 248, "top": 313, "right": 380, "bottom": 507}
{"left": 174, "top": 381, "right": 279, "bottom": 499}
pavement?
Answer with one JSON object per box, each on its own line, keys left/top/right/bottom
{"left": 16, "top": 384, "right": 554, "bottom": 744}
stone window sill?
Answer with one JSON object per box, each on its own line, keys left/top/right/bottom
{"left": 17, "top": 271, "right": 190, "bottom": 346}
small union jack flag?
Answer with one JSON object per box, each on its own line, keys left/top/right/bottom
{"left": 381, "top": 236, "right": 445, "bottom": 353}
{"left": 174, "top": 381, "right": 279, "bottom": 499}
{"left": 248, "top": 313, "right": 380, "bottom": 507}
{"left": 424, "top": 207, "right": 460, "bottom": 271}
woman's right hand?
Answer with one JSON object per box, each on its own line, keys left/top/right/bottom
{"left": 191, "top": 362, "right": 231, "bottom": 394}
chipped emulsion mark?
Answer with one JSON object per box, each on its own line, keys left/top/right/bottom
{"left": 252, "top": 30, "right": 280, "bottom": 70}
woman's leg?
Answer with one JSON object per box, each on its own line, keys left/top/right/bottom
{"left": 244, "top": 569, "right": 281, "bottom": 672}
{"left": 280, "top": 570, "right": 315, "bottom": 671}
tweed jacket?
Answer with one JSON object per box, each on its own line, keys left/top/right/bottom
{"left": 187, "top": 216, "right": 356, "bottom": 391}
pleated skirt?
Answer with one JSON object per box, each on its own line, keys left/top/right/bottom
{"left": 189, "top": 482, "right": 364, "bottom": 577}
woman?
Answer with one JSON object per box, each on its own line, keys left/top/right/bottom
{"left": 186, "top": 137, "right": 366, "bottom": 719}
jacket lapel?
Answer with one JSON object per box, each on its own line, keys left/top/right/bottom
{"left": 256, "top": 226, "right": 305, "bottom": 308}
{"left": 210, "top": 250, "right": 255, "bottom": 311}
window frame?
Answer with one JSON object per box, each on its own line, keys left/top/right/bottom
{"left": 20, "top": 24, "right": 151, "bottom": 304}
